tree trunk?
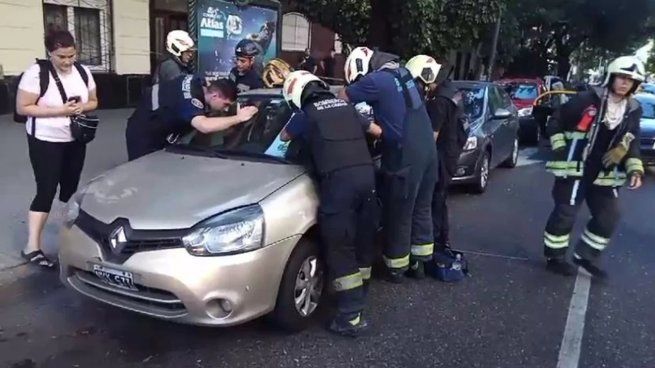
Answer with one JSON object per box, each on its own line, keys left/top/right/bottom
{"left": 367, "top": 0, "right": 393, "bottom": 51}
{"left": 557, "top": 56, "right": 572, "bottom": 79}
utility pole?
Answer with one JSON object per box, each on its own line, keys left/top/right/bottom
{"left": 487, "top": 7, "right": 503, "bottom": 81}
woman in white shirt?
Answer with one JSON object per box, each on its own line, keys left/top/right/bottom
{"left": 15, "top": 30, "right": 98, "bottom": 268}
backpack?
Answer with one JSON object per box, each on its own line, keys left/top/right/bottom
{"left": 13, "top": 59, "right": 89, "bottom": 123}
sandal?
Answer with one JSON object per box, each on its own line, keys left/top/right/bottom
{"left": 20, "top": 250, "right": 56, "bottom": 269}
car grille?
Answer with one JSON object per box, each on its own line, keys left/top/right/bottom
{"left": 68, "top": 268, "right": 188, "bottom": 318}
{"left": 75, "top": 210, "right": 186, "bottom": 263}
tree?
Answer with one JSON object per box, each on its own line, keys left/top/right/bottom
{"left": 284, "top": 0, "right": 503, "bottom": 60}
{"left": 502, "top": 0, "right": 655, "bottom": 78}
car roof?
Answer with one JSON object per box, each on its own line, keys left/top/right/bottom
{"left": 240, "top": 85, "right": 344, "bottom": 97}
{"left": 497, "top": 78, "right": 542, "bottom": 85}
{"left": 451, "top": 80, "right": 493, "bottom": 89}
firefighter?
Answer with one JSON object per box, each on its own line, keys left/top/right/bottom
{"left": 280, "top": 71, "right": 381, "bottom": 337}
{"left": 543, "top": 56, "right": 645, "bottom": 278}
{"left": 339, "top": 47, "right": 438, "bottom": 282}
{"left": 228, "top": 39, "right": 264, "bottom": 93}
{"left": 152, "top": 30, "right": 196, "bottom": 84}
{"left": 406, "top": 56, "right": 467, "bottom": 253}
{"left": 262, "top": 58, "right": 293, "bottom": 88}
{"left": 125, "top": 75, "right": 258, "bottom": 161}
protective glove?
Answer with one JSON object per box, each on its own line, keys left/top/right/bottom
{"left": 602, "top": 133, "right": 634, "bottom": 168}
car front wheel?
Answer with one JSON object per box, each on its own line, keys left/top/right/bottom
{"left": 269, "top": 237, "right": 324, "bottom": 332}
{"left": 502, "top": 137, "right": 519, "bottom": 168}
{"left": 471, "top": 151, "right": 490, "bottom": 194}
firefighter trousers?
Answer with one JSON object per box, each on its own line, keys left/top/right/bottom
{"left": 380, "top": 143, "right": 438, "bottom": 272}
{"left": 318, "top": 166, "right": 380, "bottom": 317}
{"left": 432, "top": 154, "right": 456, "bottom": 248}
{"left": 544, "top": 178, "right": 620, "bottom": 261}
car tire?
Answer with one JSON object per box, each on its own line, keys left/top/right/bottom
{"left": 471, "top": 151, "right": 490, "bottom": 194}
{"left": 501, "top": 137, "right": 519, "bottom": 168}
{"left": 269, "top": 237, "right": 324, "bottom": 332}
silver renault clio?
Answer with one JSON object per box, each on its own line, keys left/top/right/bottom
{"left": 59, "top": 88, "right": 348, "bottom": 331}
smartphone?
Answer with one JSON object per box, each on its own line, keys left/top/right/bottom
{"left": 68, "top": 96, "right": 81, "bottom": 103}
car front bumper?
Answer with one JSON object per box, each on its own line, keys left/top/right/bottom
{"left": 451, "top": 148, "right": 480, "bottom": 184}
{"left": 59, "top": 225, "right": 298, "bottom": 327}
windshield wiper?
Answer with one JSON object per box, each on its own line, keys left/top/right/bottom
{"left": 165, "top": 144, "right": 229, "bottom": 159}
{"left": 214, "top": 149, "right": 291, "bottom": 164}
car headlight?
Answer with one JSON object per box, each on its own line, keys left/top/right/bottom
{"left": 463, "top": 137, "right": 478, "bottom": 151}
{"left": 183, "top": 205, "right": 265, "bottom": 256}
{"left": 518, "top": 106, "right": 533, "bottom": 117}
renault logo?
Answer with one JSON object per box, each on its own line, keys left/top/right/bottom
{"left": 109, "top": 226, "right": 127, "bottom": 250}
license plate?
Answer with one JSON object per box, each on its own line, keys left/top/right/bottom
{"left": 93, "top": 264, "right": 137, "bottom": 291}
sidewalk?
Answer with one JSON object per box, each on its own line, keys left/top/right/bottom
{"left": 0, "top": 109, "right": 132, "bottom": 270}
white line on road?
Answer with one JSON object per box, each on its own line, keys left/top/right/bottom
{"left": 557, "top": 268, "right": 592, "bottom": 368}
{"left": 516, "top": 147, "right": 543, "bottom": 167}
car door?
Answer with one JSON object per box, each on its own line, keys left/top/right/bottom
{"left": 487, "top": 86, "right": 513, "bottom": 166}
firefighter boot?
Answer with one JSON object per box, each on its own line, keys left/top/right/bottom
{"left": 546, "top": 257, "right": 576, "bottom": 276}
{"left": 406, "top": 261, "right": 426, "bottom": 279}
{"left": 328, "top": 312, "right": 369, "bottom": 338}
{"left": 573, "top": 254, "right": 607, "bottom": 279}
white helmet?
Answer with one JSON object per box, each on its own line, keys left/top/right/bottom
{"left": 603, "top": 56, "right": 645, "bottom": 87}
{"left": 283, "top": 70, "right": 328, "bottom": 109}
{"left": 405, "top": 55, "right": 442, "bottom": 85}
{"left": 166, "top": 30, "right": 196, "bottom": 57}
{"left": 344, "top": 46, "right": 374, "bottom": 84}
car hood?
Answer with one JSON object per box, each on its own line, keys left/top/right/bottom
{"left": 79, "top": 150, "right": 305, "bottom": 229}
{"left": 641, "top": 118, "right": 655, "bottom": 135}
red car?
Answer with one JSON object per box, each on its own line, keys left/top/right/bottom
{"left": 497, "top": 78, "right": 546, "bottom": 144}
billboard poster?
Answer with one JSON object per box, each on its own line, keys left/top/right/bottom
{"left": 196, "top": 0, "right": 279, "bottom": 80}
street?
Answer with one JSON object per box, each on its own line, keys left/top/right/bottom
{"left": 1, "top": 111, "right": 654, "bottom": 368}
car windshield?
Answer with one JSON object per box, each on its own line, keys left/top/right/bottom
{"left": 636, "top": 96, "right": 655, "bottom": 119}
{"left": 507, "top": 83, "right": 538, "bottom": 100}
{"left": 459, "top": 86, "right": 485, "bottom": 120}
{"left": 173, "top": 95, "right": 294, "bottom": 162}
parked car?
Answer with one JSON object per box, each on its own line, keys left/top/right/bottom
{"left": 451, "top": 81, "right": 520, "bottom": 193}
{"left": 59, "top": 88, "right": 368, "bottom": 332}
{"left": 639, "top": 83, "right": 655, "bottom": 95}
{"left": 497, "top": 78, "right": 546, "bottom": 144}
{"left": 635, "top": 93, "right": 655, "bottom": 166}
{"left": 531, "top": 89, "right": 578, "bottom": 146}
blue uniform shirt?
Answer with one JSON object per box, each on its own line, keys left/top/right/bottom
{"left": 155, "top": 73, "right": 206, "bottom": 133}
{"left": 346, "top": 70, "right": 409, "bottom": 142}
{"left": 229, "top": 67, "right": 264, "bottom": 93}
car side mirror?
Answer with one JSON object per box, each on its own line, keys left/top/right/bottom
{"left": 493, "top": 108, "right": 512, "bottom": 120}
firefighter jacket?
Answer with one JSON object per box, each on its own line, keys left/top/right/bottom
{"left": 546, "top": 87, "right": 644, "bottom": 187}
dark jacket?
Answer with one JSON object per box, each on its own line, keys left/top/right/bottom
{"left": 427, "top": 81, "right": 467, "bottom": 175}
{"left": 153, "top": 56, "right": 192, "bottom": 85}
{"left": 546, "top": 87, "right": 644, "bottom": 187}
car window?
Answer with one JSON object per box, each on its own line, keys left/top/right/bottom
{"left": 459, "top": 86, "right": 486, "bottom": 120}
{"left": 636, "top": 97, "right": 655, "bottom": 119}
{"left": 489, "top": 87, "right": 504, "bottom": 113}
{"left": 499, "top": 88, "right": 513, "bottom": 109}
{"left": 177, "top": 95, "right": 294, "bottom": 160}
{"left": 510, "top": 84, "right": 539, "bottom": 100}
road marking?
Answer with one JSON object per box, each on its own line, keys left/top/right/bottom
{"left": 456, "top": 249, "right": 530, "bottom": 261}
{"left": 557, "top": 269, "right": 592, "bottom": 368}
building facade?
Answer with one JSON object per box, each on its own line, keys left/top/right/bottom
{"left": 0, "top": 0, "right": 341, "bottom": 113}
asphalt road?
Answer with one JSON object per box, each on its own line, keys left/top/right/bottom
{"left": 1, "top": 142, "right": 654, "bottom": 368}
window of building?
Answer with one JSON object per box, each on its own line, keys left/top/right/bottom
{"left": 43, "top": 0, "right": 111, "bottom": 72}
{"left": 281, "top": 13, "right": 310, "bottom": 52}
